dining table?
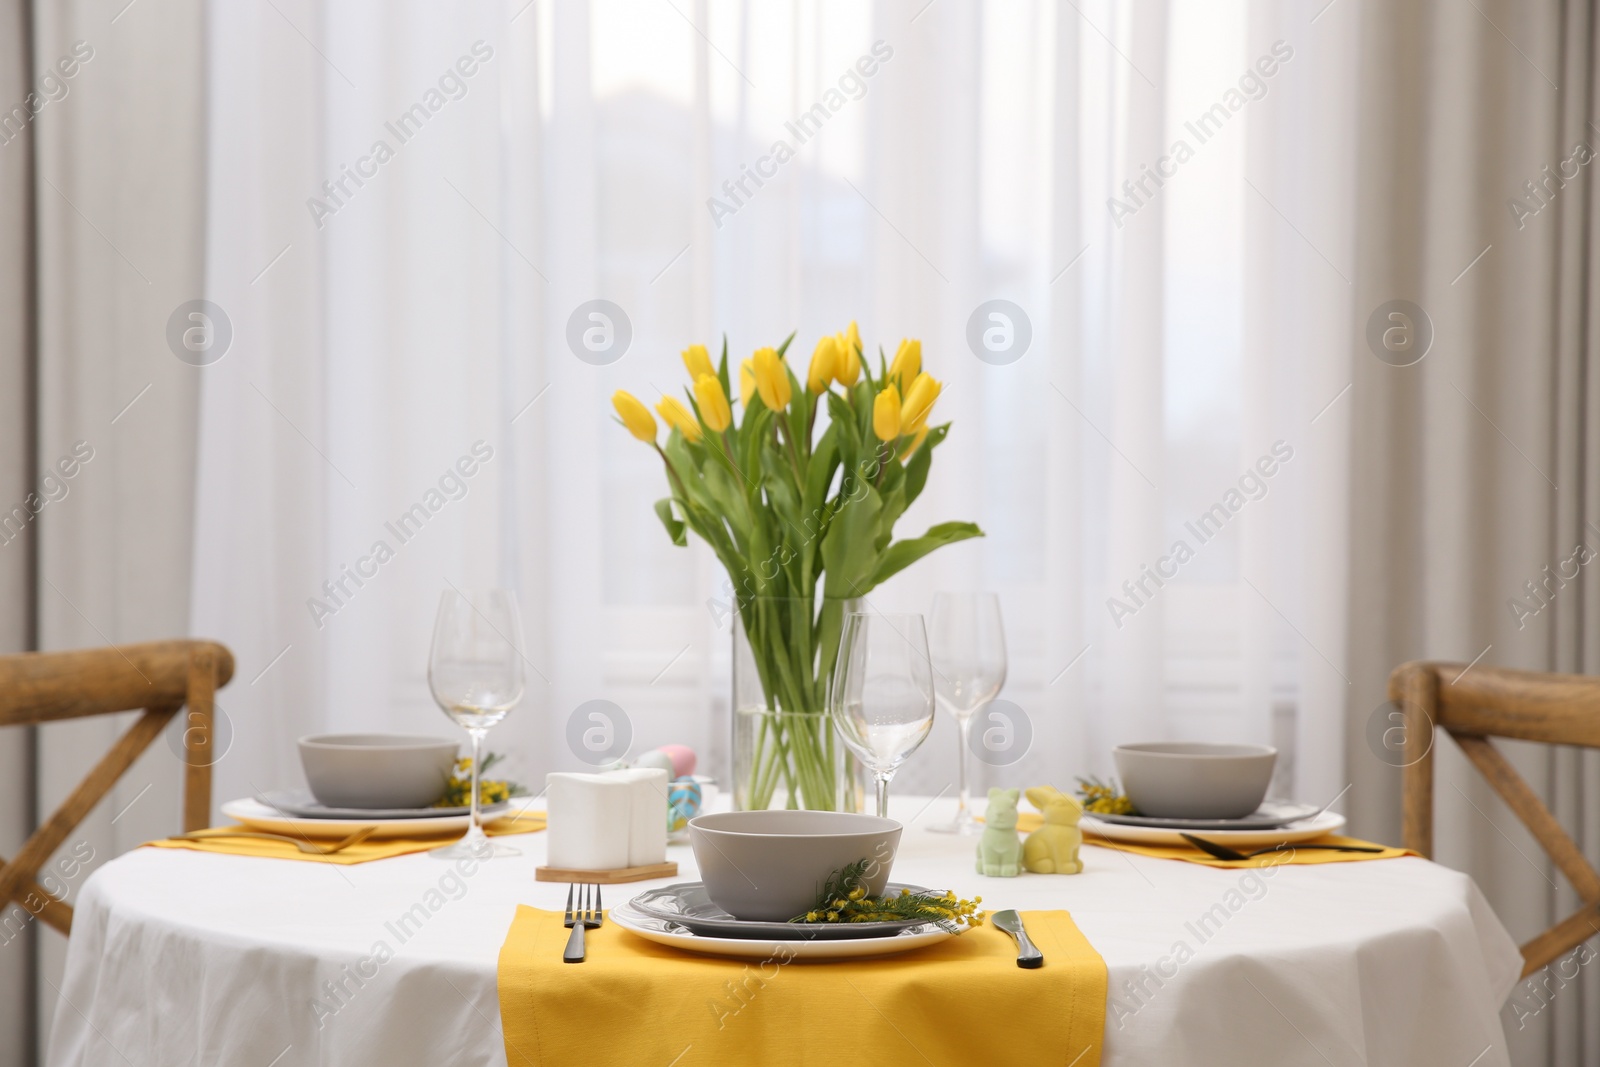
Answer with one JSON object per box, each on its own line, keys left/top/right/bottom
{"left": 46, "top": 795, "right": 1523, "bottom": 1066}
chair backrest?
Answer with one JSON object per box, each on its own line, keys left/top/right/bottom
{"left": 0, "top": 639, "right": 234, "bottom": 937}
{"left": 1390, "top": 660, "right": 1600, "bottom": 977}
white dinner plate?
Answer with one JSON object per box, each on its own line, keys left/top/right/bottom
{"left": 1081, "top": 809, "right": 1347, "bottom": 848}
{"left": 256, "top": 789, "right": 509, "bottom": 821}
{"left": 626, "top": 882, "right": 935, "bottom": 940}
{"left": 1088, "top": 799, "right": 1321, "bottom": 831}
{"left": 609, "top": 902, "right": 961, "bottom": 960}
{"left": 218, "top": 796, "right": 542, "bottom": 839}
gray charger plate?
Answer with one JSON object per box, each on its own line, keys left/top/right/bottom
{"left": 1090, "top": 799, "right": 1321, "bottom": 831}
{"left": 257, "top": 789, "right": 509, "bottom": 821}
{"left": 627, "top": 882, "right": 940, "bottom": 941}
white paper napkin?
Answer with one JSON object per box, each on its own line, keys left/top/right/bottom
{"left": 545, "top": 768, "right": 668, "bottom": 870}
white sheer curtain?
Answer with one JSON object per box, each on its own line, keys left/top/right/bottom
{"left": 187, "top": 0, "right": 1352, "bottom": 830}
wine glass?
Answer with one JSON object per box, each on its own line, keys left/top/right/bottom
{"left": 428, "top": 587, "right": 526, "bottom": 859}
{"left": 829, "top": 612, "right": 935, "bottom": 818}
{"left": 927, "top": 592, "right": 1008, "bottom": 835}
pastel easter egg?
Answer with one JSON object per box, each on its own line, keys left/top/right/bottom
{"left": 667, "top": 776, "right": 704, "bottom": 831}
{"left": 633, "top": 749, "right": 676, "bottom": 775}
{"left": 657, "top": 743, "right": 697, "bottom": 778}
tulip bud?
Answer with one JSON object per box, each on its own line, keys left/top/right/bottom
{"left": 682, "top": 344, "right": 714, "bottom": 381}
{"left": 739, "top": 359, "right": 756, "bottom": 407}
{"left": 807, "top": 336, "right": 839, "bottom": 394}
{"left": 834, "top": 323, "right": 861, "bottom": 387}
{"left": 900, "top": 372, "right": 941, "bottom": 433}
{"left": 873, "top": 384, "right": 901, "bottom": 441}
{"left": 752, "top": 347, "right": 792, "bottom": 411}
{"left": 656, "top": 396, "right": 703, "bottom": 443}
{"left": 612, "top": 390, "right": 658, "bottom": 442}
{"left": 890, "top": 339, "right": 921, "bottom": 390}
{"left": 693, "top": 374, "right": 733, "bottom": 433}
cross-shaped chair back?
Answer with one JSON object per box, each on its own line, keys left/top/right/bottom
{"left": 0, "top": 639, "right": 234, "bottom": 936}
{"left": 1391, "top": 660, "right": 1600, "bottom": 977}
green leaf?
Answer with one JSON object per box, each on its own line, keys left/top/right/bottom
{"left": 874, "top": 462, "right": 909, "bottom": 552}
{"left": 869, "top": 521, "right": 985, "bottom": 586}
{"left": 703, "top": 458, "right": 751, "bottom": 531}
{"left": 654, "top": 497, "right": 687, "bottom": 546}
{"left": 785, "top": 365, "right": 809, "bottom": 460}
{"left": 802, "top": 424, "right": 840, "bottom": 521}
{"left": 827, "top": 392, "right": 863, "bottom": 459}
{"left": 821, "top": 482, "right": 885, "bottom": 601}
{"left": 902, "top": 423, "right": 950, "bottom": 506}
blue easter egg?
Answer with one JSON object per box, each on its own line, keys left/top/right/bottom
{"left": 667, "top": 776, "right": 703, "bottom": 832}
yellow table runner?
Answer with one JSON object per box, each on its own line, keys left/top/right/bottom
{"left": 1014, "top": 813, "right": 1414, "bottom": 869}
{"left": 497, "top": 906, "right": 1106, "bottom": 1067}
{"left": 143, "top": 811, "right": 546, "bottom": 864}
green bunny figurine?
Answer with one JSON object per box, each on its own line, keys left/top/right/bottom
{"left": 976, "top": 787, "right": 1024, "bottom": 877}
{"left": 1023, "top": 786, "right": 1084, "bottom": 874}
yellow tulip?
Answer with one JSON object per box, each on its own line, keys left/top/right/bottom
{"left": 682, "top": 344, "right": 714, "bottom": 381}
{"left": 807, "top": 336, "right": 839, "bottom": 394}
{"left": 694, "top": 374, "right": 732, "bottom": 433}
{"left": 900, "top": 372, "right": 941, "bottom": 433}
{"left": 739, "top": 359, "right": 756, "bottom": 407}
{"left": 612, "top": 390, "right": 657, "bottom": 442}
{"left": 872, "top": 384, "right": 901, "bottom": 441}
{"left": 834, "top": 322, "right": 861, "bottom": 386}
{"left": 656, "top": 396, "right": 702, "bottom": 443}
{"left": 890, "top": 338, "right": 921, "bottom": 390}
{"left": 752, "top": 347, "right": 792, "bottom": 411}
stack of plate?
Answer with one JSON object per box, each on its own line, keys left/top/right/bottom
{"left": 1082, "top": 800, "right": 1346, "bottom": 848}
{"left": 611, "top": 882, "right": 964, "bottom": 960}
{"left": 217, "top": 790, "right": 524, "bottom": 840}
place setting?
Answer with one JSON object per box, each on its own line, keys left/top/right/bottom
{"left": 154, "top": 588, "right": 547, "bottom": 863}
{"left": 500, "top": 803, "right": 1103, "bottom": 1066}
{"left": 1062, "top": 743, "right": 1409, "bottom": 868}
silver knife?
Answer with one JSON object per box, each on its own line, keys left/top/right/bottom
{"left": 992, "top": 910, "right": 1044, "bottom": 969}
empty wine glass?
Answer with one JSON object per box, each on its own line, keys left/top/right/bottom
{"left": 927, "top": 592, "right": 1007, "bottom": 835}
{"left": 428, "top": 587, "right": 526, "bottom": 859}
{"left": 829, "top": 612, "right": 935, "bottom": 818}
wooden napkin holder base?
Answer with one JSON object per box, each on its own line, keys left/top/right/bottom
{"left": 536, "top": 861, "right": 678, "bottom": 884}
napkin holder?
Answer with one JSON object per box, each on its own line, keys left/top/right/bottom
{"left": 536, "top": 768, "right": 679, "bottom": 884}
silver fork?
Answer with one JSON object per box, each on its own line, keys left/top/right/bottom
{"left": 562, "top": 884, "right": 603, "bottom": 963}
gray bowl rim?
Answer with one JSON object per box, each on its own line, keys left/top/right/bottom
{"left": 689, "top": 811, "right": 902, "bottom": 838}
{"left": 1115, "top": 742, "right": 1277, "bottom": 759}
{"left": 298, "top": 733, "right": 459, "bottom": 750}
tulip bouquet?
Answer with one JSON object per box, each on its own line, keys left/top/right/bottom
{"left": 610, "top": 325, "right": 982, "bottom": 811}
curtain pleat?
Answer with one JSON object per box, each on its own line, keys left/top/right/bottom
{"left": 1548, "top": 1, "right": 1600, "bottom": 1061}
{"left": 0, "top": 0, "right": 36, "bottom": 1059}
{"left": 29, "top": 0, "right": 207, "bottom": 1046}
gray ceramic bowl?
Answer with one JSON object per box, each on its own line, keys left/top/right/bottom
{"left": 1114, "top": 742, "right": 1278, "bottom": 819}
{"left": 298, "top": 734, "right": 459, "bottom": 810}
{"left": 688, "top": 810, "right": 902, "bottom": 922}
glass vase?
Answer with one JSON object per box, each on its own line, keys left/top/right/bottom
{"left": 731, "top": 595, "right": 864, "bottom": 812}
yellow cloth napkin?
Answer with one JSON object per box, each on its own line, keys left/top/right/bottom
{"left": 497, "top": 906, "right": 1105, "bottom": 1067}
{"left": 143, "top": 810, "right": 546, "bottom": 865}
{"left": 1013, "top": 812, "right": 1414, "bottom": 869}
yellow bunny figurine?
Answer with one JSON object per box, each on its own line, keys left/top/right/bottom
{"left": 1023, "top": 786, "right": 1084, "bottom": 874}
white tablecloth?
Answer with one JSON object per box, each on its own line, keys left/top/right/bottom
{"left": 47, "top": 796, "right": 1522, "bottom": 1067}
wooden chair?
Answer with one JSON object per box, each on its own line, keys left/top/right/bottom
{"left": 1391, "top": 660, "right": 1600, "bottom": 977}
{"left": 0, "top": 639, "right": 234, "bottom": 936}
